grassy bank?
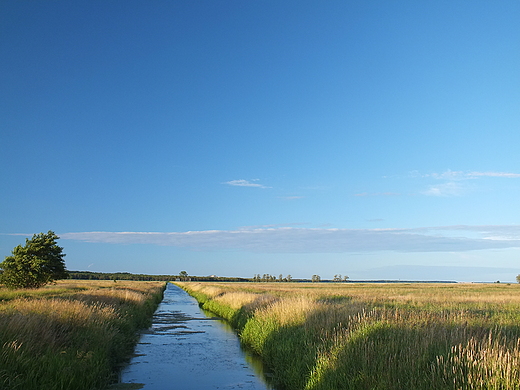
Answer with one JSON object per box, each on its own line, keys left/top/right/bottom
{"left": 0, "top": 280, "right": 165, "bottom": 390}
{"left": 177, "top": 282, "right": 520, "bottom": 390}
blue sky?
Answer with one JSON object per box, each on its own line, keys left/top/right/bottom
{"left": 1, "top": 1, "right": 520, "bottom": 281}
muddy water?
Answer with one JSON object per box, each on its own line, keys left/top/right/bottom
{"left": 118, "top": 283, "right": 274, "bottom": 390}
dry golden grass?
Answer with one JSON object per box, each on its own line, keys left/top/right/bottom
{"left": 183, "top": 281, "right": 520, "bottom": 308}
{"left": 253, "top": 295, "right": 318, "bottom": 326}
{"left": 433, "top": 334, "right": 520, "bottom": 389}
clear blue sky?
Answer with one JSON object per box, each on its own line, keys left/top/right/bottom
{"left": 2, "top": 1, "right": 520, "bottom": 281}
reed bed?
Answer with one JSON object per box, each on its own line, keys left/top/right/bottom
{"left": 0, "top": 280, "right": 165, "bottom": 390}
{"left": 177, "top": 282, "right": 520, "bottom": 390}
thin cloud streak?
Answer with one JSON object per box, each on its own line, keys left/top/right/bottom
{"left": 422, "top": 170, "right": 520, "bottom": 180}
{"left": 410, "top": 169, "right": 520, "bottom": 197}
{"left": 421, "top": 182, "right": 465, "bottom": 197}
{"left": 469, "top": 172, "right": 520, "bottom": 178}
{"left": 60, "top": 225, "right": 520, "bottom": 253}
{"left": 358, "top": 169, "right": 520, "bottom": 199}
{"left": 224, "top": 179, "right": 269, "bottom": 188}
{"left": 414, "top": 225, "right": 520, "bottom": 241}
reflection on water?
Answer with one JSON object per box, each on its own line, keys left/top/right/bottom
{"left": 117, "top": 283, "right": 275, "bottom": 390}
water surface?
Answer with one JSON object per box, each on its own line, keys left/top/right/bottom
{"left": 118, "top": 283, "right": 274, "bottom": 390}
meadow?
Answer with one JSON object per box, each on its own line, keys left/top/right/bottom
{"left": 0, "top": 280, "right": 165, "bottom": 390}
{"left": 177, "top": 282, "right": 520, "bottom": 390}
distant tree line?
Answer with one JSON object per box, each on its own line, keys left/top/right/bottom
{"left": 252, "top": 274, "right": 350, "bottom": 283}
{"left": 57, "top": 270, "right": 462, "bottom": 284}
{"left": 68, "top": 271, "right": 248, "bottom": 282}
{"left": 69, "top": 272, "right": 352, "bottom": 283}
{"left": 252, "top": 274, "right": 294, "bottom": 282}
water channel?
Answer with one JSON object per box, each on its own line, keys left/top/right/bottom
{"left": 118, "top": 283, "right": 275, "bottom": 390}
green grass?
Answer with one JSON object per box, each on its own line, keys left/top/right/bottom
{"left": 0, "top": 280, "right": 165, "bottom": 390}
{"left": 177, "top": 282, "right": 520, "bottom": 390}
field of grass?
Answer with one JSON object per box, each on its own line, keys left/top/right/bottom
{"left": 177, "top": 282, "right": 520, "bottom": 390}
{"left": 0, "top": 280, "right": 165, "bottom": 390}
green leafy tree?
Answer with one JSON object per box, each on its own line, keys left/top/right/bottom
{"left": 0, "top": 231, "right": 68, "bottom": 289}
{"left": 516, "top": 274, "right": 520, "bottom": 284}
{"left": 179, "top": 270, "right": 189, "bottom": 281}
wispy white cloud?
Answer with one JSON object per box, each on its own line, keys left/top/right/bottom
{"left": 422, "top": 170, "right": 520, "bottom": 180}
{"left": 352, "top": 170, "right": 520, "bottom": 199}
{"left": 223, "top": 179, "right": 270, "bottom": 188}
{"left": 429, "top": 170, "right": 466, "bottom": 180}
{"left": 59, "top": 225, "right": 520, "bottom": 253}
{"left": 417, "top": 225, "right": 520, "bottom": 241}
{"left": 468, "top": 171, "right": 520, "bottom": 178}
{"left": 421, "top": 182, "right": 466, "bottom": 197}
{"left": 411, "top": 170, "right": 520, "bottom": 197}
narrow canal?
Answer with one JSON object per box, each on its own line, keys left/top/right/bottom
{"left": 118, "top": 283, "right": 275, "bottom": 390}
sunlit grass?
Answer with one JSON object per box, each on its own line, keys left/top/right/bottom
{"left": 0, "top": 280, "right": 165, "bottom": 390}
{"left": 178, "top": 282, "right": 520, "bottom": 390}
